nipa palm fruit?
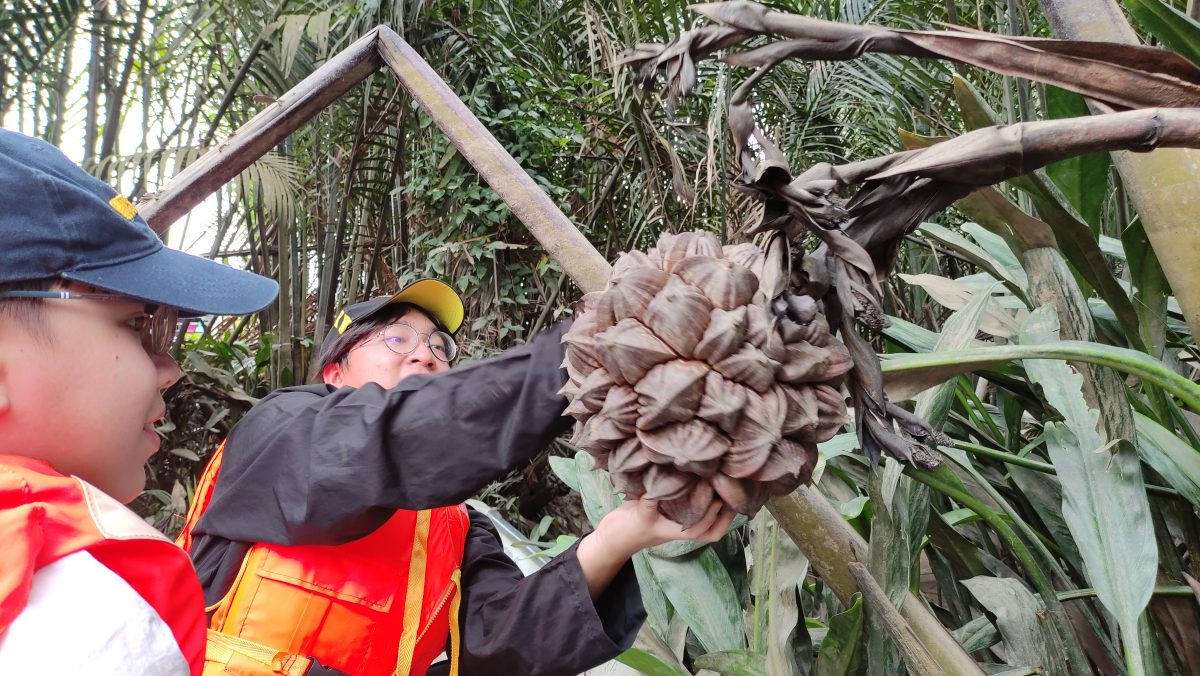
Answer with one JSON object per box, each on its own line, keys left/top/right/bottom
{"left": 561, "top": 231, "right": 851, "bottom": 526}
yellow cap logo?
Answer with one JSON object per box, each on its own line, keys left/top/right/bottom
{"left": 109, "top": 195, "right": 138, "bottom": 220}
{"left": 334, "top": 311, "right": 353, "bottom": 334}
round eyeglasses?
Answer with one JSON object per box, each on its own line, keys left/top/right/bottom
{"left": 374, "top": 322, "right": 457, "bottom": 363}
{"left": 0, "top": 290, "right": 181, "bottom": 356}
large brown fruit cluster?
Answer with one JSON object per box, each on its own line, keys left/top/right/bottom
{"left": 560, "top": 232, "right": 852, "bottom": 526}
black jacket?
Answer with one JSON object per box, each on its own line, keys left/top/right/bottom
{"left": 188, "top": 323, "right": 645, "bottom": 675}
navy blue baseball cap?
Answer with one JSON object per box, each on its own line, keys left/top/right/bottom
{"left": 0, "top": 129, "right": 277, "bottom": 316}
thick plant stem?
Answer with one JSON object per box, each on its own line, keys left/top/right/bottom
{"left": 848, "top": 562, "right": 943, "bottom": 675}
{"left": 1041, "top": 0, "right": 1200, "bottom": 341}
{"left": 767, "top": 490, "right": 984, "bottom": 675}
{"left": 907, "top": 466, "right": 1091, "bottom": 674}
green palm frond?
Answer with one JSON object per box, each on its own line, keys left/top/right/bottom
{"left": 1, "top": 0, "right": 87, "bottom": 116}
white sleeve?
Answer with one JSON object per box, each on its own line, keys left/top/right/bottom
{"left": 0, "top": 550, "right": 190, "bottom": 676}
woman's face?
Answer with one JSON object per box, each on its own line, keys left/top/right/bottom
{"left": 322, "top": 308, "right": 450, "bottom": 390}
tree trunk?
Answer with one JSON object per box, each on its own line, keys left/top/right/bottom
{"left": 1041, "top": 0, "right": 1200, "bottom": 341}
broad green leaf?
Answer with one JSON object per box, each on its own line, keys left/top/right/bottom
{"left": 837, "top": 496, "right": 871, "bottom": 520}
{"left": 1126, "top": 0, "right": 1200, "bottom": 68}
{"left": 548, "top": 455, "right": 580, "bottom": 492}
{"left": 898, "top": 273, "right": 1023, "bottom": 337}
{"left": 649, "top": 514, "right": 749, "bottom": 559}
{"left": 961, "top": 576, "right": 1069, "bottom": 673}
{"left": 647, "top": 547, "right": 746, "bottom": 653}
{"left": 1134, "top": 413, "right": 1200, "bottom": 511}
{"left": 277, "top": 14, "right": 310, "bottom": 78}
{"left": 960, "top": 222, "right": 1025, "bottom": 273}
{"left": 951, "top": 616, "right": 1000, "bottom": 653}
{"left": 749, "top": 512, "right": 808, "bottom": 676}
{"left": 1098, "top": 235, "right": 1127, "bottom": 260}
{"left": 865, "top": 464, "right": 926, "bottom": 675}
{"left": 1006, "top": 466, "right": 1085, "bottom": 576}
{"left": 882, "top": 315, "right": 943, "bottom": 353}
{"left": 879, "top": 340, "right": 1200, "bottom": 412}
{"left": 572, "top": 452, "right": 671, "bottom": 632}
{"left": 616, "top": 647, "right": 688, "bottom": 676}
{"left": 915, "top": 281, "right": 1004, "bottom": 428}
{"left": 1043, "top": 86, "right": 1111, "bottom": 231}
{"left": 693, "top": 649, "right": 768, "bottom": 676}
{"left": 813, "top": 595, "right": 864, "bottom": 676}
{"left": 916, "top": 222, "right": 1028, "bottom": 295}
{"left": 1022, "top": 307, "right": 1157, "bottom": 667}
{"left": 1122, "top": 213, "right": 1171, "bottom": 355}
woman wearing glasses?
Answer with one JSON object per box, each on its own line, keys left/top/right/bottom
{"left": 180, "top": 279, "right": 732, "bottom": 676}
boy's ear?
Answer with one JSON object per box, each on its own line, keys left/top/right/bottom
{"left": 322, "top": 362, "right": 345, "bottom": 388}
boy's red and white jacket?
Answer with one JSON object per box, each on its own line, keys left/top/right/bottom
{"left": 0, "top": 455, "right": 205, "bottom": 675}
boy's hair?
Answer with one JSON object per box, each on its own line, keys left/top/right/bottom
{"left": 0, "top": 278, "right": 54, "bottom": 336}
{"left": 313, "top": 302, "right": 447, "bottom": 381}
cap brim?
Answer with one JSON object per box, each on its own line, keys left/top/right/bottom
{"left": 62, "top": 246, "right": 278, "bottom": 316}
{"left": 387, "top": 279, "right": 465, "bottom": 334}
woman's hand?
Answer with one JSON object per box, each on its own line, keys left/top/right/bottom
{"left": 592, "top": 498, "right": 735, "bottom": 560}
{"left": 575, "top": 498, "right": 736, "bottom": 600}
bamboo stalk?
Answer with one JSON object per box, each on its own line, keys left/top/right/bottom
{"left": 848, "top": 562, "right": 944, "bottom": 676}
{"left": 139, "top": 29, "right": 384, "bottom": 232}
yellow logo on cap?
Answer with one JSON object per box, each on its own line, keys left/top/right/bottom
{"left": 109, "top": 195, "right": 138, "bottom": 220}
{"left": 334, "top": 311, "right": 353, "bottom": 334}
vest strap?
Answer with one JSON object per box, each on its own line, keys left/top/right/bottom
{"left": 393, "top": 510, "right": 431, "bottom": 675}
{"left": 447, "top": 569, "right": 462, "bottom": 676}
{"left": 205, "top": 629, "right": 347, "bottom": 676}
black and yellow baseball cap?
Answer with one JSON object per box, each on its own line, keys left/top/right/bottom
{"left": 319, "top": 278, "right": 465, "bottom": 356}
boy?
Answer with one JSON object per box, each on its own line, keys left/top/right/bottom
{"left": 0, "top": 129, "right": 278, "bottom": 674}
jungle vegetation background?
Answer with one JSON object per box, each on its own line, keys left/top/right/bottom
{"left": 7, "top": 0, "right": 1200, "bottom": 673}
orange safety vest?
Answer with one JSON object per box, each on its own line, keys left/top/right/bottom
{"left": 178, "top": 442, "right": 470, "bottom": 676}
{"left": 0, "top": 455, "right": 206, "bottom": 674}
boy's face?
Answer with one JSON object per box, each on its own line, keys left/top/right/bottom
{"left": 0, "top": 283, "right": 181, "bottom": 502}
{"left": 323, "top": 308, "right": 450, "bottom": 390}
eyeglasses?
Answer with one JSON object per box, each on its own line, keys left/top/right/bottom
{"left": 0, "top": 290, "right": 181, "bottom": 356}
{"left": 370, "top": 322, "right": 457, "bottom": 363}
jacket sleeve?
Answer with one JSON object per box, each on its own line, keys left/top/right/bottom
{"left": 191, "top": 322, "right": 573, "bottom": 546}
{"left": 429, "top": 508, "right": 645, "bottom": 676}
